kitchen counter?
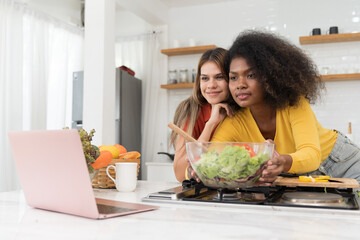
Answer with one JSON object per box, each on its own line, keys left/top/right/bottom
{"left": 1, "top": 181, "right": 360, "bottom": 240}
{"left": 146, "top": 162, "right": 177, "bottom": 182}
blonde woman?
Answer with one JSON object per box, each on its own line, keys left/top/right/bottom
{"left": 170, "top": 48, "right": 239, "bottom": 182}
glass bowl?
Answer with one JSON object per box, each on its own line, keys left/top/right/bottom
{"left": 186, "top": 142, "right": 274, "bottom": 189}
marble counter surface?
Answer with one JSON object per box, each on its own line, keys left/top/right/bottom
{"left": 1, "top": 181, "right": 360, "bottom": 240}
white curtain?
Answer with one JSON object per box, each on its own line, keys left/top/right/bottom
{"left": 115, "top": 31, "right": 168, "bottom": 179}
{"left": 0, "top": 0, "right": 83, "bottom": 191}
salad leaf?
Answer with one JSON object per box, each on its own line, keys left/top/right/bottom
{"left": 193, "top": 145, "right": 270, "bottom": 182}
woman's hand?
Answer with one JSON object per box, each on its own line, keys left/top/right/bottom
{"left": 186, "top": 157, "right": 200, "bottom": 182}
{"left": 207, "top": 103, "right": 233, "bottom": 126}
{"left": 198, "top": 103, "right": 233, "bottom": 143}
{"left": 258, "top": 140, "right": 292, "bottom": 185}
{"left": 259, "top": 151, "right": 286, "bottom": 184}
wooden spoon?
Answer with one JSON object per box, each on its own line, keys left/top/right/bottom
{"left": 168, "top": 122, "right": 197, "bottom": 143}
{"left": 168, "top": 122, "right": 208, "bottom": 152}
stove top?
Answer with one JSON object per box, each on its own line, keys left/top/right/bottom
{"left": 143, "top": 180, "right": 359, "bottom": 210}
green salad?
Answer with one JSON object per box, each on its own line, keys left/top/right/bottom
{"left": 192, "top": 145, "right": 270, "bottom": 185}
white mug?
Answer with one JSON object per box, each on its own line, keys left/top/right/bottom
{"left": 106, "top": 162, "right": 138, "bottom": 192}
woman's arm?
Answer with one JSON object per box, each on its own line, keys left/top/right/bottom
{"left": 287, "top": 99, "right": 321, "bottom": 173}
{"left": 174, "top": 103, "right": 233, "bottom": 181}
{"left": 173, "top": 135, "right": 188, "bottom": 182}
{"left": 198, "top": 103, "right": 233, "bottom": 142}
{"left": 261, "top": 99, "right": 322, "bottom": 181}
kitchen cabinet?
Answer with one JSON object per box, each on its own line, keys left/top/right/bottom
{"left": 146, "top": 162, "right": 177, "bottom": 182}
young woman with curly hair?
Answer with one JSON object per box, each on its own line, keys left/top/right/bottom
{"left": 212, "top": 30, "right": 360, "bottom": 184}
{"left": 171, "top": 48, "right": 239, "bottom": 182}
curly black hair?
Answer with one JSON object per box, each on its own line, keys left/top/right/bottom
{"left": 225, "top": 30, "right": 325, "bottom": 109}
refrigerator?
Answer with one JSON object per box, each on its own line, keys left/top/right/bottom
{"left": 72, "top": 71, "right": 84, "bottom": 130}
{"left": 114, "top": 68, "right": 142, "bottom": 154}
{"left": 72, "top": 68, "right": 142, "bottom": 154}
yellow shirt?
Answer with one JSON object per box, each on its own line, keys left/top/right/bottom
{"left": 211, "top": 98, "right": 337, "bottom": 174}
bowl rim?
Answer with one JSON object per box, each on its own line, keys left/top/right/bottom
{"left": 186, "top": 141, "right": 275, "bottom": 145}
{"left": 185, "top": 141, "right": 274, "bottom": 189}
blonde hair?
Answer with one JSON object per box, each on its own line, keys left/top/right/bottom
{"left": 170, "top": 47, "right": 235, "bottom": 148}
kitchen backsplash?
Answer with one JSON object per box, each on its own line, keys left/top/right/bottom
{"left": 303, "top": 42, "right": 360, "bottom": 76}
{"left": 303, "top": 41, "right": 360, "bottom": 144}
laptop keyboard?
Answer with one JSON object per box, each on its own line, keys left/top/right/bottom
{"left": 97, "top": 204, "right": 136, "bottom": 214}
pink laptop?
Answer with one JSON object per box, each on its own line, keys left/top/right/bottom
{"left": 8, "top": 129, "right": 158, "bottom": 219}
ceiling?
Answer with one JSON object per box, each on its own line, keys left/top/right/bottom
{"left": 115, "top": 0, "right": 238, "bottom": 25}
{"left": 24, "top": 0, "right": 239, "bottom": 27}
{"left": 159, "top": 0, "right": 237, "bottom": 8}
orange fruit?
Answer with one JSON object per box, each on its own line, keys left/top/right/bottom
{"left": 91, "top": 150, "right": 113, "bottom": 170}
{"left": 113, "top": 144, "right": 127, "bottom": 154}
{"left": 99, "top": 145, "right": 120, "bottom": 159}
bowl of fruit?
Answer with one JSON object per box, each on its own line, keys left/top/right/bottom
{"left": 186, "top": 142, "right": 274, "bottom": 189}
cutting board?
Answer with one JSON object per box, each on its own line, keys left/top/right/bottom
{"left": 273, "top": 176, "right": 360, "bottom": 188}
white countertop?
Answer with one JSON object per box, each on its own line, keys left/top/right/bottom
{"left": 1, "top": 181, "right": 360, "bottom": 240}
{"left": 145, "top": 161, "right": 173, "bottom": 166}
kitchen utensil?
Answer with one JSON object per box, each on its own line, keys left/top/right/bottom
{"left": 106, "top": 162, "right": 138, "bottom": 192}
{"left": 168, "top": 122, "right": 197, "bottom": 143}
{"left": 92, "top": 157, "right": 140, "bottom": 189}
{"left": 167, "top": 122, "right": 209, "bottom": 154}
{"left": 144, "top": 180, "right": 360, "bottom": 210}
{"left": 281, "top": 192, "right": 346, "bottom": 207}
{"left": 328, "top": 26, "right": 339, "bottom": 34}
{"left": 186, "top": 142, "right": 274, "bottom": 189}
{"left": 274, "top": 176, "right": 358, "bottom": 188}
{"left": 278, "top": 173, "right": 344, "bottom": 183}
{"left": 157, "top": 152, "right": 175, "bottom": 161}
{"left": 311, "top": 28, "right": 321, "bottom": 35}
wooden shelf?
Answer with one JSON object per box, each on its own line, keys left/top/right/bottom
{"left": 321, "top": 73, "right": 360, "bottom": 82}
{"left": 160, "top": 83, "right": 194, "bottom": 89}
{"left": 299, "top": 32, "right": 360, "bottom": 45}
{"left": 160, "top": 74, "right": 359, "bottom": 89}
{"left": 161, "top": 45, "right": 217, "bottom": 56}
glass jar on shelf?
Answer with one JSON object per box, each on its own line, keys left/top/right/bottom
{"left": 168, "top": 70, "right": 178, "bottom": 84}
{"left": 191, "top": 69, "right": 196, "bottom": 83}
{"left": 179, "top": 69, "right": 189, "bottom": 83}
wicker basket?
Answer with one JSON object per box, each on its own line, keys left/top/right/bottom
{"left": 91, "top": 157, "right": 140, "bottom": 188}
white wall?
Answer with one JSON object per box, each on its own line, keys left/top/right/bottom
{"left": 167, "top": 0, "right": 360, "bottom": 48}
{"left": 26, "top": 0, "right": 81, "bottom": 26}
{"left": 115, "top": 9, "right": 154, "bottom": 37}
{"left": 161, "top": 0, "right": 360, "bottom": 155}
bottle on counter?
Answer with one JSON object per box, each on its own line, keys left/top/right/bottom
{"left": 346, "top": 122, "right": 353, "bottom": 141}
